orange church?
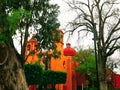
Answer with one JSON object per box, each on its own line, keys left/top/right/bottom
{"left": 25, "top": 29, "right": 86, "bottom": 90}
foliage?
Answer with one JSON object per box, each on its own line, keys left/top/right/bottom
{"left": 73, "top": 49, "right": 93, "bottom": 63}
{"left": 0, "top": 0, "right": 61, "bottom": 89}
{"left": 0, "top": 33, "right": 7, "bottom": 42}
{"left": 34, "top": 2, "right": 60, "bottom": 50}
{"left": 24, "top": 64, "right": 67, "bottom": 85}
{"left": 73, "top": 49, "right": 96, "bottom": 80}
{"left": 88, "top": 87, "right": 97, "bottom": 90}
{"left": 43, "top": 70, "right": 67, "bottom": 85}
{"left": 7, "top": 9, "right": 31, "bottom": 36}
{"left": 0, "top": 0, "right": 60, "bottom": 59}
{"left": 24, "top": 64, "right": 43, "bottom": 85}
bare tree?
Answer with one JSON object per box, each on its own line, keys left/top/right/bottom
{"left": 65, "top": 0, "right": 120, "bottom": 90}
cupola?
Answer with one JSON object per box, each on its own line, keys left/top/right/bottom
{"left": 63, "top": 43, "right": 76, "bottom": 56}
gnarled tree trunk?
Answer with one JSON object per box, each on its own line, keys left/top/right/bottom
{"left": 0, "top": 43, "right": 28, "bottom": 90}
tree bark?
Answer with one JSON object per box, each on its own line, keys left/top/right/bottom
{"left": 99, "top": 65, "right": 107, "bottom": 90}
{"left": 98, "top": 50, "right": 108, "bottom": 90}
{"left": 0, "top": 43, "right": 28, "bottom": 90}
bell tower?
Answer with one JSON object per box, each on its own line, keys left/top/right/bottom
{"left": 25, "top": 35, "right": 40, "bottom": 64}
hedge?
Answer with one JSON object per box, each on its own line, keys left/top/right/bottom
{"left": 24, "top": 64, "right": 43, "bottom": 85}
{"left": 42, "top": 70, "right": 67, "bottom": 85}
{"left": 24, "top": 64, "right": 67, "bottom": 85}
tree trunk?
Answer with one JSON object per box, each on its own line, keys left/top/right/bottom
{"left": 0, "top": 43, "right": 28, "bottom": 90}
{"left": 99, "top": 65, "right": 107, "bottom": 90}
{"left": 98, "top": 52, "right": 108, "bottom": 90}
{"left": 99, "top": 81, "right": 107, "bottom": 90}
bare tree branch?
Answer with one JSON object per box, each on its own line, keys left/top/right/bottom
{"left": 105, "top": 19, "right": 120, "bottom": 45}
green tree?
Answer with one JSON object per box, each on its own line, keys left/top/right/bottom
{"left": 66, "top": 0, "right": 120, "bottom": 89}
{"left": 73, "top": 49, "right": 96, "bottom": 87}
{"left": 0, "top": 0, "right": 60, "bottom": 89}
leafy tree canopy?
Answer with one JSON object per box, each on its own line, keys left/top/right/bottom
{"left": 73, "top": 49, "right": 96, "bottom": 80}
{"left": 0, "top": 0, "right": 61, "bottom": 63}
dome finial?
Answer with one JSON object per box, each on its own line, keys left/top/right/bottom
{"left": 64, "top": 43, "right": 76, "bottom": 56}
{"left": 66, "top": 43, "right": 71, "bottom": 48}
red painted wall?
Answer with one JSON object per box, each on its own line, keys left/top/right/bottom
{"left": 113, "top": 73, "right": 120, "bottom": 89}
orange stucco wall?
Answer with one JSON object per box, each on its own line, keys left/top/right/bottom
{"left": 50, "top": 30, "right": 79, "bottom": 90}
{"left": 25, "top": 30, "right": 86, "bottom": 90}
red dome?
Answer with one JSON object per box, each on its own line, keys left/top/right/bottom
{"left": 63, "top": 43, "right": 76, "bottom": 56}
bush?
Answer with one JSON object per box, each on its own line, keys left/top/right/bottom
{"left": 24, "top": 64, "right": 67, "bottom": 85}
{"left": 24, "top": 64, "right": 43, "bottom": 85}
{"left": 42, "top": 70, "right": 67, "bottom": 85}
{"left": 89, "top": 87, "right": 97, "bottom": 90}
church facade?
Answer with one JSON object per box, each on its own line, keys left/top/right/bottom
{"left": 25, "top": 29, "right": 86, "bottom": 90}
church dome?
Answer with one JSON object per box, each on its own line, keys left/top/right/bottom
{"left": 63, "top": 43, "right": 76, "bottom": 56}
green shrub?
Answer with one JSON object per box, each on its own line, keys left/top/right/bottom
{"left": 89, "top": 87, "right": 97, "bottom": 90}
{"left": 24, "top": 64, "right": 43, "bottom": 85}
{"left": 43, "top": 70, "right": 67, "bottom": 85}
{"left": 24, "top": 65, "right": 67, "bottom": 85}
